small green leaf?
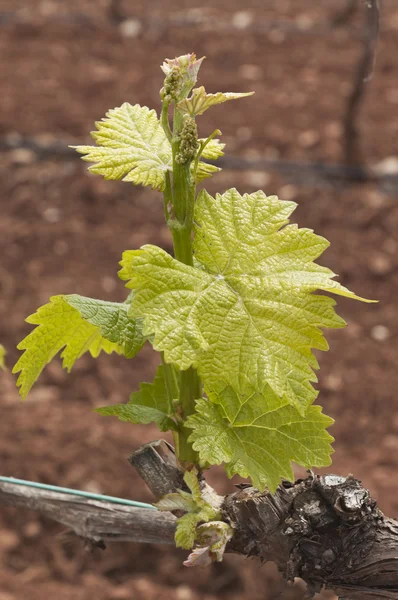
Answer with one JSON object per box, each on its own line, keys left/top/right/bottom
{"left": 154, "top": 470, "right": 224, "bottom": 550}
{"left": 73, "top": 103, "right": 172, "bottom": 191}
{"left": 120, "top": 189, "right": 373, "bottom": 414}
{"left": 0, "top": 345, "right": 6, "bottom": 371}
{"left": 13, "top": 295, "right": 145, "bottom": 399}
{"left": 66, "top": 294, "right": 145, "bottom": 359}
{"left": 95, "top": 365, "right": 178, "bottom": 432}
{"left": 177, "top": 86, "right": 254, "bottom": 117}
{"left": 195, "top": 162, "right": 222, "bottom": 182}
{"left": 183, "top": 468, "right": 204, "bottom": 506}
{"left": 154, "top": 493, "right": 197, "bottom": 513}
{"left": 74, "top": 103, "right": 224, "bottom": 191}
{"left": 175, "top": 500, "right": 220, "bottom": 549}
{"left": 186, "top": 387, "right": 335, "bottom": 493}
{"left": 161, "top": 54, "right": 205, "bottom": 100}
{"left": 175, "top": 513, "right": 202, "bottom": 549}
{"left": 199, "top": 138, "right": 225, "bottom": 160}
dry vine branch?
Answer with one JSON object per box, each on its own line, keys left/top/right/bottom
{"left": 1, "top": 440, "right": 397, "bottom": 600}
{"left": 343, "top": 0, "right": 380, "bottom": 164}
{"left": 0, "top": 479, "right": 176, "bottom": 546}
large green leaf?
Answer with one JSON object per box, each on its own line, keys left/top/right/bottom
{"left": 13, "top": 295, "right": 145, "bottom": 399}
{"left": 186, "top": 387, "right": 334, "bottom": 493}
{"left": 95, "top": 364, "right": 178, "bottom": 432}
{"left": 73, "top": 103, "right": 224, "bottom": 190}
{"left": 120, "top": 189, "right": 373, "bottom": 413}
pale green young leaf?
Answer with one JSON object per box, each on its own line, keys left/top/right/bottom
{"left": 194, "top": 137, "right": 224, "bottom": 181}
{"left": 155, "top": 469, "right": 221, "bottom": 549}
{"left": 199, "top": 138, "right": 225, "bottom": 160}
{"left": 73, "top": 103, "right": 172, "bottom": 191}
{"left": 195, "top": 162, "right": 222, "bottom": 182}
{"left": 183, "top": 468, "right": 204, "bottom": 506}
{"left": 161, "top": 54, "right": 205, "bottom": 100}
{"left": 95, "top": 364, "right": 178, "bottom": 432}
{"left": 13, "top": 295, "right": 145, "bottom": 399}
{"left": 154, "top": 493, "right": 197, "bottom": 513}
{"left": 73, "top": 103, "right": 224, "bottom": 192}
{"left": 66, "top": 294, "right": 145, "bottom": 359}
{"left": 177, "top": 86, "right": 254, "bottom": 117}
{"left": 174, "top": 497, "right": 221, "bottom": 549}
{"left": 121, "top": 189, "right": 373, "bottom": 413}
{"left": 0, "top": 345, "right": 6, "bottom": 371}
{"left": 175, "top": 500, "right": 221, "bottom": 549}
{"left": 175, "top": 513, "right": 202, "bottom": 549}
{"left": 186, "top": 387, "right": 334, "bottom": 493}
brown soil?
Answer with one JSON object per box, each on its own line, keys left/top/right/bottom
{"left": 0, "top": 2, "right": 397, "bottom": 599}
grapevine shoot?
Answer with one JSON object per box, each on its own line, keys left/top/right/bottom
{"left": 13, "top": 54, "right": 374, "bottom": 558}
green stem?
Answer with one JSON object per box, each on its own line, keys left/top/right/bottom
{"left": 176, "top": 368, "right": 201, "bottom": 467}
{"left": 161, "top": 102, "right": 173, "bottom": 143}
{"left": 165, "top": 105, "right": 202, "bottom": 466}
{"left": 163, "top": 171, "right": 173, "bottom": 222}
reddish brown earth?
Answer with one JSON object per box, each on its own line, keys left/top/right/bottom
{"left": 0, "top": 1, "right": 397, "bottom": 599}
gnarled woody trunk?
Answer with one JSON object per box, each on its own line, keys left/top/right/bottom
{"left": 222, "top": 476, "right": 398, "bottom": 599}
{"left": 131, "top": 441, "right": 398, "bottom": 600}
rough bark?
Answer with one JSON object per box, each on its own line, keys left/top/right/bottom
{"left": 1, "top": 441, "right": 397, "bottom": 600}
{"left": 129, "top": 439, "right": 187, "bottom": 500}
{"left": 0, "top": 479, "right": 176, "bottom": 545}
{"left": 223, "top": 476, "right": 398, "bottom": 599}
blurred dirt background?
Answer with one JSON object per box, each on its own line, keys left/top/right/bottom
{"left": 0, "top": 1, "right": 397, "bottom": 599}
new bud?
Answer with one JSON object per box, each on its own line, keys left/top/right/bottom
{"left": 160, "top": 54, "right": 205, "bottom": 101}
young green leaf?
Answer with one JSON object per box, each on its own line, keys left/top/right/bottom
{"left": 154, "top": 492, "right": 197, "bottom": 513}
{"left": 120, "top": 189, "right": 373, "bottom": 414}
{"left": 13, "top": 295, "right": 145, "bottom": 399}
{"left": 183, "top": 468, "right": 204, "bottom": 506}
{"left": 192, "top": 137, "right": 225, "bottom": 182}
{"left": 186, "top": 387, "right": 334, "bottom": 493}
{"left": 95, "top": 364, "right": 178, "bottom": 432}
{"left": 195, "top": 162, "right": 222, "bottom": 182}
{"left": 177, "top": 86, "right": 254, "bottom": 117}
{"left": 0, "top": 344, "right": 6, "bottom": 371}
{"left": 74, "top": 103, "right": 225, "bottom": 191}
{"left": 73, "top": 103, "right": 172, "bottom": 191}
{"left": 175, "top": 513, "right": 203, "bottom": 550}
{"left": 199, "top": 138, "right": 225, "bottom": 160}
{"left": 172, "top": 469, "right": 221, "bottom": 549}
{"left": 66, "top": 294, "right": 145, "bottom": 359}
{"left": 161, "top": 54, "right": 205, "bottom": 100}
